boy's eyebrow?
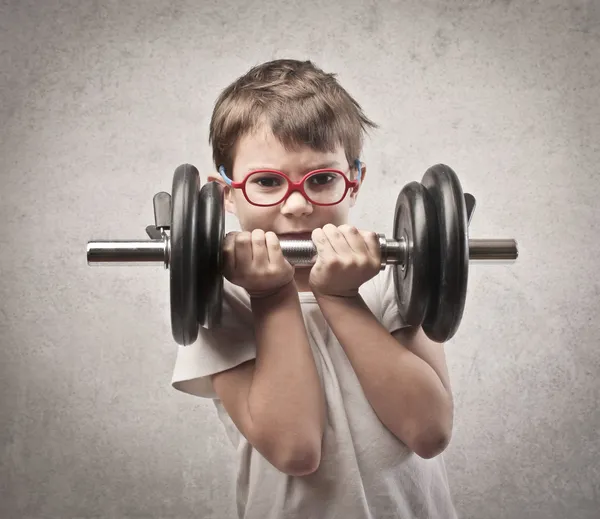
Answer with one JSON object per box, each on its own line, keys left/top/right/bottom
{"left": 244, "top": 161, "right": 342, "bottom": 173}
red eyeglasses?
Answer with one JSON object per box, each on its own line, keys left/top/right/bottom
{"left": 218, "top": 160, "right": 362, "bottom": 207}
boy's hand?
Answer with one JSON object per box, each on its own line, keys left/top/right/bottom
{"left": 223, "top": 229, "right": 295, "bottom": 298}
{"left": 309, "top": 224, "right": 381, "bottom": 298}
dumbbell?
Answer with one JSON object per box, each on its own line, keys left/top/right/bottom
{"left": 87, "top": 163, "right": 518, "bottom": 346}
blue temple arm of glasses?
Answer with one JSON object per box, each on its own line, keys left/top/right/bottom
{"left": 355, "top": 159, "right": 362, "bottom": 183}
{"left": 218, "top": 165, "right": 233, "bottom": 186}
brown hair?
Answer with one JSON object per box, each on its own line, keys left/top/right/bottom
{"left": 208, "top": 59, "right": 378, "bottom": 178}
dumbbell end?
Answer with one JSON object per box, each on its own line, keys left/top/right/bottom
{"left": 468, "top": 239, "right": 518, "bottom": 261}
{"left": 87, "top": 240, "right": 169, "bottom": 267}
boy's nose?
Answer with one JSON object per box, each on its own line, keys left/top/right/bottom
{"left": 281, "top": 190, "right": 313, "bottom": 216}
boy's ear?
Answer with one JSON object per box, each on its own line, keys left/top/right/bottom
{"left": 349, "top": 162, "right": 367, "bottom": 207}
{"left": 206, "top": 173, "right": 237, "bottom": 215}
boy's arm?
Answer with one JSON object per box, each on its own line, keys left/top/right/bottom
{"left": 212, "top": 281, "right": 326, "bottom": 476}
{"left": 315, "top": 292, "right": 453, "bottom": 459}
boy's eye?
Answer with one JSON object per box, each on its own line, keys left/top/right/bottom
{"left": 250, "top": 174, "right": 284, "bottom": 187}
{"left": 308, "top": 172, "right": 337, "bottom": 186}
{"left": 308, "top": 171, "right": 341, "bottom": 187}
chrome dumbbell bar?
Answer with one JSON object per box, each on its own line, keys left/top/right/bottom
{"left": 86, "top": 236, "right": 518, "bottom": 268}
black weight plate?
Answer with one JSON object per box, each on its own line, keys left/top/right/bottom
{"left": 392, "top": 181, "right": 435, "bottom": 327}
{"left": 197, "top": 181, "right": 225, "bottom": 329}
{"left": 170, "top": 164, "right": 201, "bottom": 346}
{"left": 421, "top": 164, "right": 469, "bottom": 343}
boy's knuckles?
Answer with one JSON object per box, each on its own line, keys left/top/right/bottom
{"left": 325, "top": 257, "right": 345, "bottom": 269}
{"left": 236, "top": 232, "right": 252, "bottom": 244}
{"left": 346, "top": 258, "right": 364, "bottom": 270}
{"left": 268, "top": 241, "right": 282, "bottom": 252}
{"left": 353, "top": 257, "right": 369, "bottom": 269}
{"left": 339, "top": 224, "right": 358, "bottom": 235}
{"left": 266, "top": 264, "right": 285, "bottom": 276}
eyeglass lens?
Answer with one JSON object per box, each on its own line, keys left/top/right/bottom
{"left": 245, "top": 171, "right": 347, "bottom": 205}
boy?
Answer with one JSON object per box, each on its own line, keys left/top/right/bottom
{"left": 171, "top": 59, "right": 457, "bottom": 518}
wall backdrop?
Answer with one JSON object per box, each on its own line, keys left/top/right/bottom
{"left": 1, "top": 0, "right": 599, "bottom": 518}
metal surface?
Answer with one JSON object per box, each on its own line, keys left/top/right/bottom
{"left": 86, "top": 239, "right": 169, "bottom": 267}
{"left": 86, "top": 236, "right": 518, "bottom": 267}
{"left": 278, "top": 237, "right": 407, "bottom": 267}
{"left": 277, "top": 237, "right": 517, "bottom": 266}
{"left": 469, "top": 239, "right": 518, "bottom": 261}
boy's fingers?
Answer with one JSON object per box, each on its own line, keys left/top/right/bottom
{"left": 311, "top": 228, "right": 333, "bottom": 259}
{"left": 360, "top": 230, "right": 382, "bottom": 263}
{"left": 338, "top": 224, "right": 368, "bottom": 254}
{"left": 265, "top": 231, "right": 284, "bottom": 265}
{"left": 251, "top": 229, "right": 268, "bottom": 265}
{"left": 223, "top": 232, "right": 237, "bottom": 272}
{"left": 322, "top": 224, "right": 352, "bottom": 256}
{"left": 234, "top": 231, "right": 253, "bottom": 267}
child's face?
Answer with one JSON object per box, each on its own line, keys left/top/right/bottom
{"left": 209, "top": 126, "right": 366, "bottom": 236}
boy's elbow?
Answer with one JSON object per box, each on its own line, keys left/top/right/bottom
{"left": 277, "top": 441, "right": 322, "bottom": 476}
{"left": 255, "top": 429, "right": 322, "bottom": 476}
{"left": 412, "top": 427, "right": 452, "bottom": 459}
{"left": 412, "top": 394, "right": 454, "bottom": 459}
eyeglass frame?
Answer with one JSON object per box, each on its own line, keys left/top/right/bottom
{"left": 217, "top": 159, "right": 363, "bottom": 207}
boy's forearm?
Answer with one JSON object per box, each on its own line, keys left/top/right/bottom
{"left": 248, "top": 282, "right": 326, "bottom": 456}
{"left": 315, "top": 292, "right": 453, "bottom": 458}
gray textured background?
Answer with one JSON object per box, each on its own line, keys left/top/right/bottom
{"left": 1, "top": 0, "right": 599, "bottom": 518}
